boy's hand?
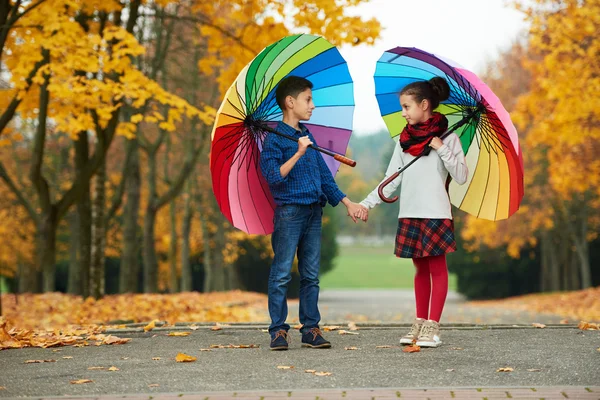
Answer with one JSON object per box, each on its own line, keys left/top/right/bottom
{"left": 297, "top": 136, "right": 312, "bottom": 156}
{"left": 343, "top": 200, "right": 368, "bottom": 223}
{"left": 429, "top": 137, "right": 443, "bottom": 150}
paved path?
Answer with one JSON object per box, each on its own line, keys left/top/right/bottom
{"left": 1, "top": 325, "right": 598, "bottom": 398}
{"left": 17, "top": 386, "right": 600, "bottom": 399}
{"left": 289, "top": 289, "right": 565, "bottom": 325}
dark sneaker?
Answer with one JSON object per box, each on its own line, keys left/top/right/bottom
{"left": 301, "top": 328, "right": 331, "bottom": 349}
{"left": 270, "top": 330, "right": 289, "bottom": 351}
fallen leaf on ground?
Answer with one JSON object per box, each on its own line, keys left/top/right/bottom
{"left": 189, "top": 325, "right": 200, "bottom": 331}
{"left": 578, "top": 321, "right": 599, "bottom": 330}
{"left": 199, "top": 348, "right": 212, "bottom": 352}
{"left": 143, "top": 321, "right": 156, "bottom": 332}
{"left": 62, "top": 356, "right": 73, "bottom": 359}
{"left": 527, "top": 368, "right": 541, "bottom": 372}
{"left": 175, "top": 353, "right": 196, "bottom": 363}
{"left": 0, "top": 387, "right": 5, "bottom": 390}
{"left": 52, "top": 349, "right": 62, "bottom": 352}
{"left": 314, "top": 371, "right": 332, "bottom": 376}
{"left": 323, "top": 325, "right": 341, "bottom": 331}
{"left": 277, "top": 365, "right": 293, "bottom": 370}
{"left": 345, "top": 346, "right": 358, "bottom": 350}
{"left": 260, "top": 329, "right": 269, "bottom": 333}
{"left": 338, "top": 330, "right": 359, "bottom": 335}
{"left": 70, "top": 379, "right": 93, "bottom": 384}
{"left": 102, "top": 335, "right": 131, "bottom": 345}
{"left": 209, "top": 344, "right": 259, "bottom": 349}
{"left": 304, "top": 370, "right": 316, "bottom": 373}
{"left": 25, "top": 359, "right": 56, "bottom": 363}
{"left": 108, "top": 366, "right": 119, "bottom": 371}
{"left": 348, "top": 322, "right": 359, "bottom": 331}
{"left": 497, "top": 367, "right": 514, "bottom": 372}
{"left": 446, "top": 369, "right": 455, "bottom": 372}
{"left": 210, "top": 326, "right": 222, "bottom": 331}
{"left": 167, "top": 332, "right": 190, "bottom": 337}
{"left": 532, "top": 323, "right": 546, "bottom": 328}
{"left": 402, "top": 345, "right": 421, "bottom": 353}
{"left": 152, "top": 357, "right": 161, "bottom": 360}
{"left": 120, "top": 357, "right": 129, "bottom": 360}
{"left": 148, "top": 384, "right": 159, "bottom": 388}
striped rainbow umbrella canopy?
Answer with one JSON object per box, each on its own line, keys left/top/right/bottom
{"left": 210, "top": 34, "right": 354, "bottom": 234}
{"left": 374, "top": 47, "right": 524, "bottom": 221}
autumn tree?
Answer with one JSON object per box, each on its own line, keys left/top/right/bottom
{"left": 461, "top": 0, "right": 600, "bottom": 291}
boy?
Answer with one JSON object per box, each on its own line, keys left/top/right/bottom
{"left": 260, "top": 75, "right": 363, "bottom": 350}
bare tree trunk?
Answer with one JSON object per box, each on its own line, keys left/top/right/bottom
{"left": 67, "top": 211, "right": 81, "bottom": 294}
{"left": 18, "top": 260, "right": 40, "bottom": 293}
{"left": 120, "top": 139, "right": 141, "bottom": 293}
{"left": 169, "top": 198, "right": 179, "bottom": 293}
{"left": 38, "top": 212, "right": 58, "bottom": 292}
{"left": 143, "top": 206, "right": 159, "bottom": 293}
{"left": 75, "top": 133, "right": 92, "bottom": 298}
{"left": 180, "top": 180, "right": 193, "bottom": 292}
{"left": 573, "top": 208, "right": 592, "bottom": 289}
{"left": 90, "top": 161, "right": 106, "bottom": 299}
{"left": 201, "top": 215, "right": 212, "bottom": 293}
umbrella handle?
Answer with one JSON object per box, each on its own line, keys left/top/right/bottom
{"left": 377, "top": 171, "right": 401, "bottom": 203}
{"left": 332, "top": 153, "right": 357, "bottom": 167}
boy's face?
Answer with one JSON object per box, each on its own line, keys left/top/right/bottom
{"left": 286, "top": 88, "right": 315, "bottom": 121}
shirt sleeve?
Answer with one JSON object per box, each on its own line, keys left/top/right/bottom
{"left": 360, "top": 139, "right": 404, "bottom": 209}
{"left": 311, "top": 134, "right": 346, "bottom": 206}
{"left": 436, "top": 134, "right": 468, "bottom": 185}
{"left": 259, "top": 133, "right": 288, "bottom": 186}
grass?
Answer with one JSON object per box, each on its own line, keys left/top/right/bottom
{"left": 321, "top": 244, "right": 457, "bottom": 290}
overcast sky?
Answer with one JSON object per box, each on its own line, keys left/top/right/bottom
{"left": 338, "top": 0, "right": 530, "bottom": 135}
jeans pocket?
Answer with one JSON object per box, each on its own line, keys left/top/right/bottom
{"left": 278, "top": 205, "right": 300, "bottom": 221}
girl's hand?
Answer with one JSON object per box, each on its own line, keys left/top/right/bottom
{"left": 429, "top": 137, "right": 443, "bottom": 150}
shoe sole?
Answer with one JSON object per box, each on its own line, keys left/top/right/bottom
{"left": 301, "top": 343, "right": 332, "bottom": 348}
{"left": 270, "top": 346, "right": 288, "bottom": 351}
{"left": 399, "top": 339, "right": 415, "bottom": 345}
{"left": 416, "top": 342, "right": 441, "bottom": 348}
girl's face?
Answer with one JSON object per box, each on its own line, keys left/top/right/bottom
{"left": 400, "top": 94, "right": 429, "bottom": 125}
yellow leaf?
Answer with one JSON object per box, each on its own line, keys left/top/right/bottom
{"left": 167, "top": 332, "right": 190, "bottom": 337}
{"left": 175, "top": 352, "right": 196, "bottom": 363}
{"left": 70, "top": 379, "right": 93, "bottom": 384}
{"left": 496, "top": 367, "right": 514, "bottom": 372}
{"left": 144, "top": 320, "right": 156, "bottom": 332}
{"left": 277, "top": 365, "right": 293, "bottom": 370}
{"left": 108, "top": 366, "right": 119, "bottom": 371}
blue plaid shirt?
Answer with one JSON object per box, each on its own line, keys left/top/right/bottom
{"left": 260, "top": 121, "right": 346, "bottom": 207}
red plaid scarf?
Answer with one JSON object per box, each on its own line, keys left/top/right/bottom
{"left": 400, "top": 112, "right": 448, "bottom": 157}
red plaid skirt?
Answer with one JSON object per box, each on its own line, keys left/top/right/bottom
{"left": 394, "top": 218, "right": 456, "bottom": 259}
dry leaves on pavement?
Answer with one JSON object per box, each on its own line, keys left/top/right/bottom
{"left": 402, "top": 345, "right": 421, "bottom": 353}
{"left": 70, "top": 379, "right": 93, "bottom": 384}
{"left": 167, "top": 332, "right": 190, "bottom": 337}
{"left": 277, "top": 365, "right": 294, "bottom": 370}
{"left": 578, "top": 321, "right": 599, "bottom": 330}
{"left": 175, "top": 352, "right": 196, "bottom": 363}
{"left": 344, "top": 346, "right": 358, "bottom": 350}
{"left": 338, "top": 330, "right": 359, "bottom": 335}
{"left": 532, "top": 323, "right": 546, "bottom": 328}
{"left": 497, "top": 367, "right": 514, "bottom": 372}
{"left": 209, "top": 344, "right": 259, "bottom": 349}
{"left": 24, "top": 359, "right": 56, "bottom": 363}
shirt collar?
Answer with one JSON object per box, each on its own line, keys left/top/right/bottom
{"left": 277, "top": 121, "right": 308, "bottom": 136}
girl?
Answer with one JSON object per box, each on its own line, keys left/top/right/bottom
{"left": 358, "top": 77, "right": 468, "bottom": 348}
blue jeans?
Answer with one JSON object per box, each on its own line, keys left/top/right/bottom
{"left": 268, "top": 204, "right": 322, "bottom": 335}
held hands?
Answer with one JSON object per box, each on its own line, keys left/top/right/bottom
{"left": 296, "top": 135, "right": 312, "bottom": 156}
{"left": 429, "top": 137, "right": 443, "bottom": 150}
{"left": 345, "top": 201, "right": 368, "bottom": 223}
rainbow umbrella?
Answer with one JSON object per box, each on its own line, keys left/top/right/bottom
{"left": 374, "top": 47, "right": 524, "bottom": 221}
{"left": 210, "top": 34, "right": 355, "bottom": 234}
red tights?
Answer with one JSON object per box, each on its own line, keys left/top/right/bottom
{"left": 413, "top": 254, "right": 448, "bottom": 322}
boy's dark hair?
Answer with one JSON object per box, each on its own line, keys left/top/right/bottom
{"left": 400, "top": 77, "right": 450, "bottom": 110}
{"left": 275, "top": 76, "right": 313, "bottom": 110}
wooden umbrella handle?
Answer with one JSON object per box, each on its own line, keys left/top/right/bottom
{"left": 377, "top": 171, "right": 401, "bottom": 203}
{"left": 333, "top": 153, "right": 357, "bottom": 167}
